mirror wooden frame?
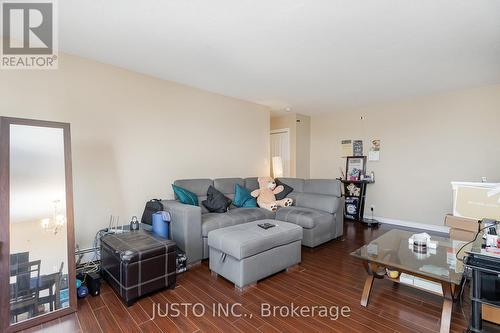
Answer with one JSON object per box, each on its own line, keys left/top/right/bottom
{"left": 0, "top": 117, "right": 77, "bottom": 332}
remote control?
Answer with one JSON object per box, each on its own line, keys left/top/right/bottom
{"left": 258, "top": 223, "right": 275, "bottom": 230}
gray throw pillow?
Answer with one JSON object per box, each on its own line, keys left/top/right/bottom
{"left": 275, "top": 179, "right": 293, "bottom": 200}
{"left": 202, "top": 185, "right": 232, "bottom": 213}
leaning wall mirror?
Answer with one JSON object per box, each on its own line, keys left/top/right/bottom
{"left": 0, "top": 117, "right": 76, "bottom": 332}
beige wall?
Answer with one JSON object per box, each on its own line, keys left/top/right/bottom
{"left": 1, "top": 54, "right": 270, "bottom": 248}
{"left": 11, "top": 221, "right": 68, "bottom": 275}
{"left": 296, "top": 114, "right": 311, "bottom": 179}
{"left": 270, "top": 113, "right": 311, "bottom": 178}
{"left": 310, "top": 85, "right": 500, "bottom": 228}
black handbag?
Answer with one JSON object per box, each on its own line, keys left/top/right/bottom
{"left": 141, "top": 199, "right": 164, "bottom": 225}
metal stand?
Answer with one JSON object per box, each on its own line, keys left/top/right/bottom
{"left": 471, "top": 268, "right": 482, "bottom": 331}
{"left": 466, "top": 249, "right": 500, "bottom": 332}
{"left": 362, "top": 218, "right": 380, "bottom": 227}
{"left": 341, "top": 179, "right": 379, "bottom": 227}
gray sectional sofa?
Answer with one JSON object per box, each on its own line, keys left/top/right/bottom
{"left": 162, "top": 177, "right": 344, "bottom": 265}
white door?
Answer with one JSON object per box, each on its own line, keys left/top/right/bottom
{"left": 270, "top": 129, "right": 291, "bottom": 177}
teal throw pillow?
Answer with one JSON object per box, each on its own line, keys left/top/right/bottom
{"left": 233, "top": 184, "right": 257, "bottom": 208}
{"left": 172, "top": 184, "right": 198, "bottom": 206}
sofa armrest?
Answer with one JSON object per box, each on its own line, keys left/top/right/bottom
{"left": 333, "top": 196, "right": 344, "bottom": 238}
{"left": 162, "top": 200, "right": 202, "bottom": 265}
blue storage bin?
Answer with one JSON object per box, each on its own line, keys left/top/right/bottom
{"left": 152, "top": 211, "right": 171, "bottom": 238}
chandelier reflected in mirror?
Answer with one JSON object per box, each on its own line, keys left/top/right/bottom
{"left": 40, "top": 199, "right": 66, "bottom": 234}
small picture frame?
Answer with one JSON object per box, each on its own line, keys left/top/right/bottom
{"left": 345, "top": 156, "right": 366, "bottom": 181}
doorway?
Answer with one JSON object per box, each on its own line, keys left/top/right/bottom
{"left": 270, "top": 128, "right": 291, "bottom": 177}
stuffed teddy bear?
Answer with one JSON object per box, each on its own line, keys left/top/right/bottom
{"left": 251, "top": 176, "right": 293, "bottom": 212}
{"left": 346, "top": 183, "right": 361, "bottom": 197}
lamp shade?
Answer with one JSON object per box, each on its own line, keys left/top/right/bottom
{"left": 272, "top": 156, "right": 284, "bottom": 178}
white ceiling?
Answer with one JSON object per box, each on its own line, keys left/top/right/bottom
{"left": 59, "top": 0, "right": 500, "bottom": 114}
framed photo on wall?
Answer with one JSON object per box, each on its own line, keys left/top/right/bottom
{"left": 346, "top": 156, "right": 366, "bottom": 181}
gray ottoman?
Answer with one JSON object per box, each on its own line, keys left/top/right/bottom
{"left": 208, "top": 219, "right": 303, "bottom": 290}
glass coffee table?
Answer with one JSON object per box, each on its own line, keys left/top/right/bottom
{"left": 351, "top": 229, "right": 469, "bottom": 333}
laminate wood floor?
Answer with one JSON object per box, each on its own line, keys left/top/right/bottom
{"left": 20, "top": 221, "right": 473, "bottom": 333}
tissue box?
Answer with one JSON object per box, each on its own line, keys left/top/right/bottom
{"left": 398, "top": 274, "right": 443, "bottom": 295}
{"left": 399, "top": 273, "right": 414, "bottom": 285}
{"left": 413, "top": 277, "right": 443, "bottom": 295}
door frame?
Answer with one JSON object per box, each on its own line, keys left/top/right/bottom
{"left": 270, "top": 128, "right": 291, "bottom": 177}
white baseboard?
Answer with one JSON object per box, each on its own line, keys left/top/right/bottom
{"left": 364, "top": 215, "right": 450, "bottom": 234}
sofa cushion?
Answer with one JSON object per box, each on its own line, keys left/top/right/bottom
{"left": 276, "top": 206, "right": 334, "bottom": 229}
{"left": 202, "top": 185, "right": 232, "bottom": 213}
{"left": 228, "top": 207, "right": 275, "bottom": 221}
{"left": 287, "top": 192, "right": 299, "bottom": 205}
{"left": 244, "top": 177, "right": 259, "bottom": 192}
{"left": 276, "top": 178, "right": 304, "bottom": 192}
{"left": 174, "top": 179, "right": 213, "bottom": 213}
{"left": 202, "top": 208, "right": 275, "bottom": 236}
{"left": 202, "top": 214, "right": 235, "bottom": 236}
{"left": 214, "top": 178, "right": 244, "bottom": 197}
{"left": 293, "top": 193, "right": 340, "bottom": 214}
{"left": 207, "top": 220, "right": 303, "bottom": 260}
{"left": 174, "top": 179, "right": 213, "bottom": 196}
{"left": 304, "top": 179, "right": 341, "bottom": 197}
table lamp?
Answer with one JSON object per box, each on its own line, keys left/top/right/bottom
{"left": 272, "top": 156, "right": 283, "bottom": 178}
